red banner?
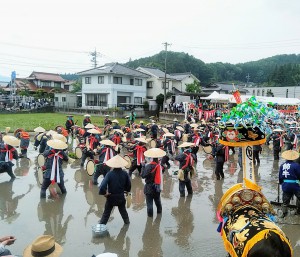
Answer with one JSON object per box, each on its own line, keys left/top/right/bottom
{"left": 233, "top": 90, "right": 242, "bottom": 104}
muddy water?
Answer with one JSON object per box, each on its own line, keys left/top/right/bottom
{"left": 1, "top": 143, "right": 300, "bottom": 257}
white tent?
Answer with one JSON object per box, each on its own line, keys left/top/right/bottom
{"left": 202, "top": 91, "right": 300, "bottom": 105}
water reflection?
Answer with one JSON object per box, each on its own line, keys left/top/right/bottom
{"left": 92, "top": 225, "right": 130, "bottom": 257}
{"left": 167, "top": 196, "right": 194, "bottom": 248}
{"left": 131, "top": 177, "right": 145, "bottom": 211}
{"left": 37, "top": 196, "right": 73, "bottom": 245}
{"left": 208, "top": 180, "right": 224, "bottom": 223}
{"left": 138, "top": 216, "right": 162, "bottom": 257}
{"left": 14, "top": 158, "right": 31, "bottom": 177}
{"left": 161, "top": 174, "right": 175, "bottom": 199}
{"left": 0, "top": 181, "right": 33, "bottom": 223}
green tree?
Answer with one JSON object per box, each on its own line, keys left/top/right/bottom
{"left": 185, "top": 81, "right": 201, "bottom": 93}
{"left": 71, "top": 80, "right": 82, "bottom": 93}
{"left": 156, "top": 93, "right": 164, "bottom": 111}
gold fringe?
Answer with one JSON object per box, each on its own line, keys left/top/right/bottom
{"left": 219, "top": 138, "right": 266, "bottom": 147}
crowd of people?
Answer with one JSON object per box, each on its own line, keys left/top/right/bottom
{"left": 1, "top": 106, "right": 300, "bottom": 256}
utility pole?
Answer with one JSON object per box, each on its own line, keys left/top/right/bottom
{"left": 163, "top": 42, "right": 171, "bottom": 108}
{"left": 89, "top": 48, "right": 101, "bottom": 68}
{"left": 246, "top": 73, "right": 250, "bottom": 86}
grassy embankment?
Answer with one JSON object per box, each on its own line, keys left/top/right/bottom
{"left": 0, "top": 113, "right": 128, "bottom": 132}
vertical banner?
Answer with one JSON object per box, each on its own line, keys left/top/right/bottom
{"left": 233, "top": 90, "right": 242, "bottom": 104}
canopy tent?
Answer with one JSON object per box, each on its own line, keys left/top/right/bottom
{"left": 201, "top": 91, "right": 300, "bottom": 105}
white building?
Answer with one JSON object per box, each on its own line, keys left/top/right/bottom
{"left": 78, "top": 63, "right": 149, "bottom": 109}
{"left": 136, "top": 67, "right": 200, "bottom": 99}
{"left": 244, "top": 85, "right": 300, "bottom": 99}
{"left": 54, "top": 93, "right": 78, "bottom": 108}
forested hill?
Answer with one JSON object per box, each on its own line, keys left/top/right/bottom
{"left": 125, "top": 51, "right": 300, "bottom": 86}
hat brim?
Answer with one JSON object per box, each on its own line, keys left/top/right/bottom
{"left": 135, "top": 138, "right": 147, "bottom": 144}
{"left": 105, "top": 155, "right": 128, "bottom": 168}
{"left": 23, "top": 242, "right": 63, "bottom": 257}
{"left": 144, "top": 148, "right": 166, "bottom": 158}
{"left": 100, "top": 140, "right": 116, "bottom": 147}
{"left": 47, "top": 139, "right": 68, "bottom": 150}
{"left": 282, "top": 150, "right": 299, "bottom": 160}
{"left": 178, "top": 142, "right": 195, "bottom": 148}
{"left": 3, "top": 135, "right": 20, "bottom": 147}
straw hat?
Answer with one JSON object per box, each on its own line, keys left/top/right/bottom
{"left": 135, "top": 137, "right": 147, "bottom": 144}
{"left": 85, "top": 123, "right": 95, "bottom": 129}
{"left": 46, "top": 130, "right": 57, "bottom": 136}
{"left": 176, "top": 126, "right": 184, "bottom": 131}
{"left": 105, "top": 114, "right": 109, "bottom": 117}
{"left": 216, "top": 117, "right": 221, "bottom": 120}
{"left": 47, "top": 139, "right": 68, "bottom": 150}
{"left": 282, "top": 150, "right": 299, "bottom": 160}
{"left": 113, "top": 129, "right": 124, "bottom": 134}
{"left": 273, "top": 128, "right": 284, "bottom": 132}
{"left": 125, "top": 116, "right": 129, "bottom": 118}
{"left": 178, "top": 142, "right": 195, "bottom": 148}
{"left": 34, "top": 126, "right": 46, "bottom": 133}
{"left": 105, "top": 155, "right": 128, "bottom": 168}
{"left": 23, "top": 235, "right": 62, "bottom": 257}
{"left": 112, "top": 119, "right": 119, "bottom": 123}
{"left": 190, "top": 123, "right": 198, "bottom": 128}
{"left": 52, "top": 134, "right": 67, "bottom": 143}
{"left": 96, "top": 253, "right": 118, "bottom": 257}
{"left": 144, "top": 148, "right": 166, "bottom": 158}
{"left": 173, "top": 118, "right": 178, "bottom": 122}
{"left": 84, "top": 114, "right": 91, "bottom": 117}
{"left": 3, "top": 135, "right": 20, "bottom": 147}
{"left": 134, "top": 128, "right": 145, "bottom": 132}
{"left": 100, "top": 139, "right": 116, "bottom": 147}
{"left": 162, "top": 128, "right": 169, "bottom": 133}
{"left": 87, "top": 128, "right": 101, "bottom": 134}
{"left": 140, "top": 120, "right": 144, "bottom": 124}
{"left": 164, "top": 132, "right": 175, "bottom": 137}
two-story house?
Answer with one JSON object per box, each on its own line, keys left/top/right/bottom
{"left": 26, "top": 71, "right": 66, "bottom": 90}
{"left": 78, "top": 63, "right": 149, "bottom": 108}
{"left": 136, "top": 67, "right": 200, "bottom": 99}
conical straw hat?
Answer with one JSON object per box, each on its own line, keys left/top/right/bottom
{"left": 281, "top": 150, "right": 299, "bottom": 160}
{"left": 52, "top": 134, "right": 67, "bottom": 143}
{"left": 46, "top": 130, "right": 57, "bottom": 136}
{"left": 164, "top": 132, "right": 175, "bottom": 137}
{"left": 3, "top": 135, "right": 20, "bottom": 147}
{"left": 178, "top": 142, "right": 195, "bottom": 148}
{"left": 112, "top": 119, "right": 119, "bottom": 123}
{"left": 85, "top": 123, "right": 95, "bottom": 129}
{"left": 135, "top": 137, "right": 147, "bottom": 144}
{"left": 100, "top": 139, "right": 116, "bottom": 147}
{"left": 34, "top": 126, "right": 46, "bottom": 133}
{"left": 144, "top": 148, "right": 166, "bottom": 158}
{"left": 105, "top": 155, "right": 128, "bottom": 168}
{"left": 47, "top": 139, "right": 68, "bottom": 150}
{"left": 176, "top": 126, "right": 184, "bottom": 131}
{"left": 87, "top": 128, "right": 101, "bottom": 134}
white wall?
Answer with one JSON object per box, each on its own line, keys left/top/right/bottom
{"left": 244, "top": 86, "right": 300, "bottom": 98}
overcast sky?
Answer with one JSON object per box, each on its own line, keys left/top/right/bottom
{"left": 1, "top": 0, "right": 300, "bottom": 79}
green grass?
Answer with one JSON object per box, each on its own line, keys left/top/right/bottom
{"left": 0, "top": 113, "right": 128, "bottom": 132}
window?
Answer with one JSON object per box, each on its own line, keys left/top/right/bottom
{"left": 147, "top": 81, "right": 153, "bottom": 88}
{"left": 262, "top": 89, "right": 265, "bottom": 96}
{"left": 130, "top": 79, "right": 134, "bottom": 85}
{"left": 252, "top": 89, "right": 255, "bottom": 95}
{"left": 135, "top": 78, "right": 142, "bottom": 86}
{"left": 62, "top": 97, "right": 66, "bottom": 102}
{"left": 113, "top": 77, "right": 122, "bottom": 84}
{"left": 257, "top": 89, "right": 260, "bottom": 96}
{"left": 98, "top": 76, "right": 104, "bottom": 84}
{"left": 54, "top": 97, "right": 58, "bottom": 102}
{"left": 85, "top": 77, "right": 91, "bottom": 84}
{"left": 54, "top": 82, "right": 61, "bottom": 88}
{"left": 162, "top": 81, "right": 169, "bottom": 89}
{"left": 134, "top": 97, "right": 142, "bottom": 104}
{"left": 41, "top": 81, "right": 51, "bottom": 87}
{"left": 85, "top": 94, "right": 107, "bottom": 106}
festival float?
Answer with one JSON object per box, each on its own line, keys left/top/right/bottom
{"left": 216, "top": 91, "right": 292, "bottom": 257}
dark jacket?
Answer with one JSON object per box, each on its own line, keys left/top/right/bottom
{"left": 279, "top": 160, "right": 300, "bottom": 193}
{"left": 215, "top": 144, "right": 225, "bottom": 163}
{"left": 43, "top": 149, "right": 68, "bottom": 179}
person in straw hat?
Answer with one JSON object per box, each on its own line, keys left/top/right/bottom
{"left": 80, "top": 128, "right": 100, "bottom": 167}
{"left": 0, "top": 135, "right": 20, "bottom": 180}
{"left": 98, "top": 155, "right": 131, "bottom": 225}
{"left": 175, "top": 142, "right": 197, "bottom": 197}
{"left": 93, "top": 139, "right": 117, "bottom": 185}
{"left": 33, "top": 126, "right": 46, "bottom": 151}
{"left": 142, "top": 148, "right": 166, "bottom": 217}
{"left": 128, "top": 138, "right": 148, "bottom": 177}
{"left": 104, "top": 114, "right": 112, "bottom": 126}
{"left": 112, "top": 119, "right": 121, "bottom": 130}
{"left": 150, "top": 120, "right": 159, "bottom": 140}
{"left": 162, "top": 133, "right": 176, "bottom": 169}
{"left": 266, "top": 128, "right": 284, "bottom": 160}
{"left": 40, "top": 139, "right": 68, "bottom": 198}
{"left": 65, "top": 115, "right": 75, "bottom": 136}
{"left": 83, "top": 114, "right": 92, "bottom": 127}
{"left": 15, "top": 129, "right": 30, "bottom": 158}
{"left": 23, "top": 235, "right": 62, "bottom": 257}
{"left": 139, "top": 120, "right": 147, "bottom": 133}
{"left": 279, "top": 150, "right": 300, "bottom": 217}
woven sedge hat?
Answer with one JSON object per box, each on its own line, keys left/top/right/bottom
{"left": 47, "top": 139, "right": 68, "bottom": 150}
{"left": 173, "top": 118, "right": 178, "bottom": 122}
{"left": 100, "top": 139, "right": 116, "bottom": 147}
{"left": 176, "top": 126, "right": 184, "bottom": 131}
{"left": 87, "top": 128, "right": 101, "bottom": 134}
{"left": 282, "top": 150, "right": 299, "bottom": 160}
{"left": 52, "top": 134, "right": 67, "bottom": 143}
{"left": 178, "top": 142, "right": 195, "bottom": 148}
{"left": 140, "top": 120, "right": 144, "bottom": 123}
{"left": 134, "top": 128, "right": 145, "bottom": 132}
{"left": 85, "top": 123, "right": 95, "bottom": 129}
{"left": 164, "top": 132, "right": 175, "bottom": 137}
{"left": 84, "top": 114, "right": 91, "bottom": 117}
{"left": 162, "top": 128, "right": 169, "bottom": 133}
{"left": 144, "top": 148, "right": 166, "bottom": 158}
{"left": 112, "top": 119, "right": 119, "bottom": 123}
{"left": 23, "top": 235, "right": 62, "bottom": 257}
{"left": 105, "top": 155, "right": 128, "bottom": 168}
{"left": 34, "top": 126, "right": 46, "bottom": 133}
{"left": 3, "top": 135, "right": 20, "bottom": 147}
{"left": 46, "top": 130, "right": 57, "bottom": 136}
{"left": 113, "top": 129, "right": 124, "bottom": 134}
{"left": 135, "top": 137, "right": 147, "bottom": 144}
{"left": 95, "top": 253, "right": 118, "bottom": 257}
